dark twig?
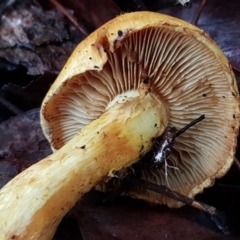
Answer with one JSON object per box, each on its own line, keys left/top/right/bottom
{"left": 128, "top": 177, "right": 233, "bottom": 235}
{"left": 151, "top": 115, "right": 205, "bottom": 167}
{"left": 176, "top": 115, "right": 205, "bottom": 137}
{"left": 49, "top": 0, "right": 88, "bottom": 36}
{"left": 192, "top": 0, "right": 207, "bottom": 25}
{"left": 127, "top": 177, "right": 216, "bottom": 215}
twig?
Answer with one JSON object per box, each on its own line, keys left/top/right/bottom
{"left": 49, "top": 0, "right": 88, "bottom": 36}
{"left": 151, "top": 115, "right": 205, "bottom": 167}
{"left": 192, "top": 0, "right": 207, "bottom": 25}
{"left": 128, "top": 177, "right": 232, "bottom": 235}
{"left": 104, "top": 175, "right": 231, "bottom": 234}
{"left": 127, "top": 177, "right": 216, "bottom": 215}
{"left": 176, "top": 115, "right": 205, "bottom": 137}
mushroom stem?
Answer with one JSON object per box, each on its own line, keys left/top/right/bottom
{"left": 0, "top": 94, "right": 167, "bottom": 240}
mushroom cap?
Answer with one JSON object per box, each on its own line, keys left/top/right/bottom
{"left": 40, "top": 11, "right": 239, "bottom": 207}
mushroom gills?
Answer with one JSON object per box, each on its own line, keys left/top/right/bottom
{"left": 0, "top": 93, "right": 167, "bottom": 240}
{"left": 43, "top": 25, "right": 239, "bottom": 208}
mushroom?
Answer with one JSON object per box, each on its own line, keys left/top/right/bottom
{"left": 0, "top": 11, "right": 239, "bottom": 239}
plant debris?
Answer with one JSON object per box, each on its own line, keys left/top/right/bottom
{"left": 0, "top": 109, "right": 52, "bottom": 188}
{"left": 0, "top": 1, "right": 83, "bottom": 75}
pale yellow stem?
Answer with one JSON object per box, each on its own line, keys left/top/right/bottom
{"left": 0, "top": 94, "right": 167, "bottom": 240}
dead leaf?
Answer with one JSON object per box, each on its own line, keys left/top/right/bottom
{"left": 195, "top": 0, "right": 240, "bottom": 71}
{"left": 0, "top": 2, "right": 83, "bottom": 75}
{"left": 57, "top": 0, "right": 121, "bottom": 32}
{"left": 0, "top": 108, "right": 51, "bottom": 188}
{"left": 74, "top": 191, "right": 239, "bottom": 240}
{"left": 1, "top": 72, "right": 56, "bottom": 110}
